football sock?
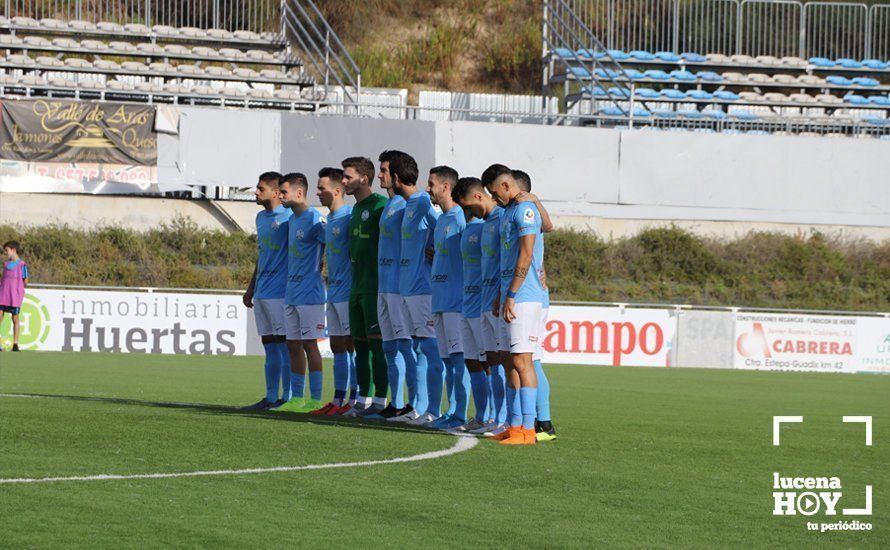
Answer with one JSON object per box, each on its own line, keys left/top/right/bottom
{"left": 491, "top": 364, "right": 507, "bottom": 424}
{"left": 409, "top": 337, "right": 429, "bottom": 414}
{"left": 533, "top": 359, "right": 551, "bottom": 422}
{"left": 420, "top": 337, "right": 444, "bottom": 416}
{"left": 277, "top": 343, "right": 292, "bottom": 401}
{"left": 506, "top": 384, "right": 521, "bottom": 427}
{"left": 449, "top": 352, "right": 469, "bottom": 422}
{"left": 354, "top": 340, "right": 372, "bottom": 399}
{"left": 332, "top": 352, "right": 349, "bottom": 405}
{"left": 443, "top": 356, "right": 455, "bottom": 416}
{"left": 369, "top": 339, "right": 388, "bottom": 399}
{"left": 520, "top": 387, "right": 538, "bottom": 430}
{"left": 469, "top": 370, "right": 490, "bottom": 422}
{"left": 308, "top": 370, "right": 323, "bottom": 401}
{"left": 382, "top": 339, "right": 405, "bottom": 408}
{"left": 397, "top": 338, "right": 416, "bottom": 408}
{"left": 261, "top": 343, "right": 280, "bottom": 402}
{"left": 347, "top": 351, "right": 358, "bottom": 403}
{"left": 290, "top": 372, "right": 306, "bottom": 400}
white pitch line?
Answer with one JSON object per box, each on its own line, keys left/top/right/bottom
{"left": 0, "top": 393, "right": 479, "bottom": 485}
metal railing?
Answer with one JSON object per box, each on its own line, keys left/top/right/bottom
{"left": 549, "top": 0, "right": 890, "bottom": 60}
{"left": 279, "top": 0, "right": 361, "bottom": 108}
{"left": 1, "top": 0, "right": 280, "bottom": 31}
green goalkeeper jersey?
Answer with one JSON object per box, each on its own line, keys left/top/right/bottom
{"left": 348, "top": 192, "right": 387, "bottom": 295}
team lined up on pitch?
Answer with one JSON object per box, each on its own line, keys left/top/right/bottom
{"left": 242, "top": 152, "right": 555, "bottom": 445}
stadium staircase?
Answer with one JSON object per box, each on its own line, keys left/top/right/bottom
{"left": 0, "top": 0, "right": 360, "bottom": 111}
{"left": 542, "top": 0, "right": 890, "bottom": 136}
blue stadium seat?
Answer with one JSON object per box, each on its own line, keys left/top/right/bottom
{"left": 676, "top": 109, "right": 704, "bottom": 119}
{"left": 594, "top": 68, "right": 608, "bottom": 79}
{"left": 867, "top": 95, "right": 890, "bottom": 106}
{"left": 746, "top": 130, "right": 769, "bottom": 135}
{"left": 624, "top": 69, "right": 645, "bottom": 80}
{"left": 660, "top": 88, "right": 687, "bottom": 99}
{"left": 653, "top": 109, "right": 678, "bottom": 118}
{"left": 703, "top": 110, "right": 727, "bottom": 120}
{"left": 687, "top": 89, "right": 713, "bottom": 100}
{"left": 863, "top": 117, "right": 889, "bottom": 126}
{"left": 714, "top": 90, "right": 741, "bottom": 101}
{"left": 576, "top": 49, "right": 595, "bottom": 59}
{"left": 607, "top": 49, "right": 630, "bottom": 60}
{"left": 554, "top": 47, "right": 575, "bottom": 59}
{"left": 655, "top": 51, "right": 681, "bottom": 62}
{"left": 634, "top": 88, "right": 661, "bottom": 99}
{"left": 645, "top": 69, "right": 671, "bottom": 80}
{"left": 628, "top": 50, "right": 656, "bottom": 61}
{"left": 852, "top": 77, "right": 879, "bottom": 87}
{"left": 670, "top": 69, "right": 697, "bottom": 81}
{"left": 809, "top": 57, "right": 835, "bottom": 67}
{"left": 630, "top": 107, "right": 651, "bottom": 117}
{"left": 586, "top": 86, "right": 608, "bottom": 97}
{"left": 843, "top": 94, "right": 869, "bottom": 105}
{"left": 681, "top": 52, "right": 707, "bottom": 63}
{"left": 608, "top": 86, "right": 632, "bottom": 97}
{"left": 570, "top": 66, "right": 591, "bottom": 78}
{"left": 836, "top": 58, "right": 863, "bottom": 69}
{"left": 826, "top": 75, "right": 854, "bottom": 86}
{"left": 721, "top": 129, "right": 744, "bottom": 135}
{"left": 862, "top": 59, "right": 890, "bottom": 70}
{"left": 731, "top": 111, "right": 760, "bottom": 121}
{"left": 696, "top": 71, "right": 723, "bottom": 82}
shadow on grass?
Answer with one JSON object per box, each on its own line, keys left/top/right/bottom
{"left": 7, "top": 392, "right": 461, "bottom": 438}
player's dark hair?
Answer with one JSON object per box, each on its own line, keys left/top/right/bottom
{"left": 481, "top": 163, "right": 511, "bottom": 186}
{"left": 2, "top": 240, "right": 21, "bottom": 254}
{"left": 429, "top": 165, "right": 459, "bottom": 189}
{"left": 452, "top": 177, "right": 484, "bottom": 203}
{"left": 318, "top": 167, "right": 344, "bottom": 183}
{"left": 279, "top": 172, "right": 308, "bottom": 193}
{"left": 258, "top": 171, "right": 282, "bottom": 187}
{"left": 341, "top": 157, "right": 375, "bottom": 184}
{"left": 378, "top": 150, "right": 406, "bottom": 164}
{"left": 512, "top": 169, "right": 531, "bottom": 192}
{"left": 388, "top": 152, "right": 418, "bottom": 186}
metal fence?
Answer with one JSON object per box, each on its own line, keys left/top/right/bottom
{"left": 553, "top": 0, "right": 890, "bottom": 59}
{"left": 0, "top": 0, "right": 280, "bottom": 31}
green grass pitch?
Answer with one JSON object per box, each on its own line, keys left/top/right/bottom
{"left": 1, "top": 352, "right": 887, "bottom": 548}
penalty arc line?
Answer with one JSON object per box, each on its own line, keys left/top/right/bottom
{"left": 0, "top": 394, "right": 479, "bottom": 485}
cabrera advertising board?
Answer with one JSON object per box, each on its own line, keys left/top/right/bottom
{"left": 0, "top": 289, "right": 247, "bottom": 355}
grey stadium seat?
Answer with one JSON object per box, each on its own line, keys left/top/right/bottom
{"left": 23, "top": 36, "right": 51, "bottom": 46}
{"left": 69, "top": 20, "right": 97, "bottom": 31}
{"left": 97, "top": 22, "right": 124, "bottom": 33}
{"left": 233, "top": 30, "right": 260, "bottom": 41}
{"left": 164, "top": 44, "right": 191, "bottom": 55}
{"left": 179, "top": 27, "right": 206, "bottom": 38}
{"left": 109, "top": 41, "right": 138, "bottom": 53}
{"left": 191, "top": 46, "right": 217, "bottom": 58}
{"left": 177, "top": 64, "right": 204, "bottom": 75}
{"left": 233, "top": 68, "right": 259, "bottom": 78}
{"left": 124, "top": 23, "right": 151, "bottom": 34}
{"left": 64, "top": 58, "right": 92, "bottom": 69}
{"left": 49, "top": 76, "right": 76, "bottom": 88}
{"left": 78, "top": 80, "right": 106, "bottom": 90}
{"left": 259, "top": 69, "right": 286, "bottom": 80}
{"left": 152, "top": 25, "right": 177, "bottom": 36}
{"left": 0, "top": 35, "right": 24, "bottom": 45}
{"left": 121, "top": 61, "right": 150, "bottom": 72}
{"left": 81, "top": 40, "right": 109, "bottom": 51}
{"left": 94, "top": 59, "right": 121, "bottom": 70}
{"left": 219, "top": 48, "right": 246, "bottom": 59}
{"left": 52, "top": 38, "right": 79, "bottom": 49}
{"left": 207, "top": 28, "right": 234, "bottom": 39}
{"left": 39, "top": 18, "right": 67, "bottom": 29}
{"left": 36, "top": 56, "right": 64, "bottom": 67}
{"left": 205, "top": 66, "right": 232, "bottom": 77}
{"left": 137, "top": 43, "right": 165, "bottom": 54}
{"left": 107, "top": 80, "right": 135, "bottom": 91}
{"left": 7, "top": 54, "right": 36, "bottom": 66}
{"left": 21, "top": 75, "right": 46, "bottom": 85}
{"left": 12, "top": 17, "right": 39, "bottom": 27}
{"left": 149, "top": 62, "right": 176, "bottom": 74}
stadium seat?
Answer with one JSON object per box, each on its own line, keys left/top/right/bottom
{"left": 607, "top": 49, "right": 630, "bottom": 60}
{"left": 233, "top": 30, "right": 261, "bottom": 41}
{"left": 630, "top": 107, "right": 651, "bottom": 117}
{"left": 652, "top": 108, "right": 677, "bottom": 118}
{"left": 789, "top": 93, "right": 816, "bottom": 103}
{"left": 702, "top": 110, "right": 727, "bottom": 119}
{"left": 797, "top": 74, "right": 825, "bottom": 85}
{"left": 78, "top": 80, "right": 106, "bottom": 90}
{"left": 207, "top": 28, "right": 235, "bottom": 39}
{"left": 809, "top": 57, "right": 835, "bottom": 67}
{"left": 815, "top": 93, "right": 843, "bottom": 104}
{"left": 206, "top": 66, "right": 233, "bottom": 77}
{"left": 862, "top": 59, "right": 890, "bottom": 70}
{"left": 599, "top": 106, "right": 625, "bottom": 116}
{"left": 554, "top": 47, "right": 575, "bottom": 59}
{"left": 152, "top": 25, "right": 177, "bottom": 36}
{"left": 660, "top": 88, "right": 687, "bottom": 99}
{"left": 629, "top": 50, "right": 656, "bottom": 61}
{"left": 40, "top": 18, "right": 67, "bottom": 29}
{"left": 109, "top": 41, "right": 138, "bottom": 53}
{"left": 23, "top": 36, "right": 50, "bottom": 46}
{"left": 12, "top": 17, "right": 39, "bottom": 27}
{"left": 137, "top": 43, "right": 165, "bottom": 54}
{"left": 730, "top": 54, "right": 755, "bottom": 64}
{"left": 69, "top": 20, "right": 96, "bottom": 31}
{"left": 634, "top": 87, "right": 661, "bottom": 99}
{"left": 676, "top": 109, "right": 704, "bottom": 119}
{"left": 763, "top": 92, "right": 790, "bottom": 103}
{"left": 624, "top": 69, "right": 645, "bottom": 80}
{"left": 780, "top": 56, "right": 807, "bottom": 67}
{"left": 681, "top": 52, "right": 707, "bottom": 63}
{"left": 81, "top": 39, "right": 108, "bottom": 50}
{"left": 36, "top": 56, "right": 64, "bottom": 67}
{"left": 852, "top": 77, "right": 879, "bottom": 87}
{"left": 94, "top": 59, "right": 120, "bottom": 70}
{"left": 575, "top": 49, "right": 593, "bottom": 59}
{"left": 755, "top": 55, "right": 780, "bottom": 65}
{"left": 730, "top": 110, "right": 760, "bottom": 121}
{"left": 863, "top": 117, "right": 890, "bottom": 125}
{"left": 97, "top": 21, "right": 124, "bottom": 32}
{"left": 843, "top": 94, "right": 870, "bottom": 105}
{"left": 867, "top": 95, "right": 890, "bottom": 106}
{"left": 747, "top": 73, "right": 771, "bottom": 84}
{"left": 836, "top": 58, "right": 863, "bottom": 69}
{"left": 722, "top": 72, "right": 747, "bottom": 83}
{"left": 645, "top": 69, "right": 671, "bottom": 80}
{"left": 739, "top": 91, "right": 764, "bottom": 102}
{"left": 772, "top": 74, "right": 797, "bottom": 84}
{"left": 826, "top": 75, "right": 854, "bottom": 86}
{"left": 570, "top": 67, "right": 591, "bottom": 78}
{"left": 608, "top": 86, "right": 632, "bottom": 97}
{"left": 697, "top": 71, "right": 723, "bottom": 82}
{"left": 706, "top": 53, "right": 730, "bottom": 64}
{"left": 0, "top": 35, "right": 23, "bottom": 45}
{"left": 107, "top": 80, "right": 135, "bottom": 91}
{"left": 124, "top": 23, "right": 151, "bottom": 34}
{"left": 655, "top": 51, "right": 681, "bottom": 62}
{"left": 687, "top": 89, "right": 713, "bottom": 100}
{"left": 714, "top": 90, "right": 740, "bottom": 101}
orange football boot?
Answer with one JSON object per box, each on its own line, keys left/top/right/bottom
{"left": 488, "top": 426, "right": 520, "bottom": 441}
{"left": 499, "top": 427, "right": 537, "bottom": 445}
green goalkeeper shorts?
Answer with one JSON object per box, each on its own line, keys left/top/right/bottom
{"left": 349, "top": 292, "right": 380, "bottom": 339}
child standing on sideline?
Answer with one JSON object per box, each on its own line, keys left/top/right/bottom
{"left": 0, "top": 241, "right": 30, "bottom": 352}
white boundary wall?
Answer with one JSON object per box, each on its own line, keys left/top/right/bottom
{"left": 4, "top": 286, "right": 887, "bottom": 374}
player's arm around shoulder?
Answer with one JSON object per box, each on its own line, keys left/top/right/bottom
{"left": 516, "top": 191, "right": 553, "bottom": 233}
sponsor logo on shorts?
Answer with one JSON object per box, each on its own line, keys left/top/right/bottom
{"left": 316, "top": 324, "right": 324, "bottom": 330}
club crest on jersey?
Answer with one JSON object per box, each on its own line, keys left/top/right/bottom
{"left": 523, "top": 208, "right": 536, "bottom": 223}
{"left": 361, "top": 210, "right": 370, "bottom": 221}
{"left": 333, "top": 226, "right": 341, "bottom": 235}
{"left": 469, "top": 234, "right": 479, "bottom": 243}
{"left": 296, "top": 229, "right": 305, "bottom": 240}
{"left": 386, "top": 208, "right": 396, "bottom": 218}
{"left": 272, "top": 221, "right": 281, "bottom": 230}
{"left": 407, "top": 210, "right": 415, "bottom": 220}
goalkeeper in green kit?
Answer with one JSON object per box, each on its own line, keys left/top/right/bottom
{"left": 339, "top": 156, "right": 389, "bottom": 417}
